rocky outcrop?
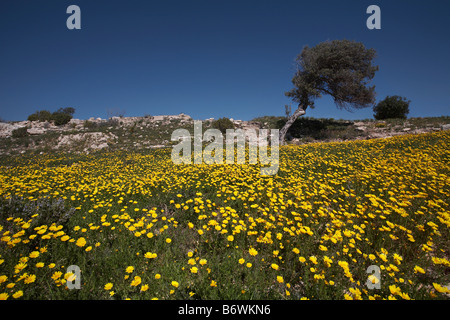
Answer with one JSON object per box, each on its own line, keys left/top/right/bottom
{"left": 56, "top": 132, "right": 118, "bottom": 152}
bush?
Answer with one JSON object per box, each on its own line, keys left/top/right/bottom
{"left": 11, "top": 126, "right": 28, "bottom": 138}
{"left": 373, "top": 96, "right": 410, "bottom": 120}
{"left": 28, "top": 108, "right": 75, "bottom": 125}
{"left": 52, "top": 112, "right": 72, "bottom": 126}
{"left": 27, "top": 110, "right": 52, "bottom": 122}
{"left": 212, "top": 117, "right": 235, "bottom": 134}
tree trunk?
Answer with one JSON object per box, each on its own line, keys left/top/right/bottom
{"left": 279, "top": 104, "right": 307, "bottom": 145}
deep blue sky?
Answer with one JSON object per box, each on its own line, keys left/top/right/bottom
{"left": 1, "top": 0, "right": 449, "bottom": 121}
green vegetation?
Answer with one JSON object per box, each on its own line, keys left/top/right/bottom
{"left": 211, "top": 117, "right": 235, "bottom": 134}
{"left": 373, "top": 96, "right": 410, "bottom": 120}
{"left": 27, "top": 107, "right": 75, "bottom": 126}
{"left": 0, "top": 131, "right": 449, "bottom": 300}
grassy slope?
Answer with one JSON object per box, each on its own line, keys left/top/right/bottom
{"left": 0, "top": 130, "right": 449, "bottom": 300}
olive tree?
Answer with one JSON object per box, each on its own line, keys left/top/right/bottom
{"left": 280, "top": 39, "right": 378, "bottom": 144}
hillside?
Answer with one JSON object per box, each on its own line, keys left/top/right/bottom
{"left": 0, "top": 114, "right": 449, "bottom": 157}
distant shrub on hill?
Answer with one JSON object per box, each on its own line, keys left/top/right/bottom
{"left": 12, "top": 126, "right": 28, "bottom": 138}
{"left": 27, "top": 107, "right": 75, "bottom": 126}
{"left": 27, "top": 110, "right": 52, "bottom": 122}
{"left": 212, "top": 117, "right": 235, "bottom": 134}
{"left": 373, "top": 96, "right": 410, "bottom": 120}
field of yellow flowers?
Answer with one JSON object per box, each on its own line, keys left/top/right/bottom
{"left": 0, "top": 131, "right": 449, "bottom": 300}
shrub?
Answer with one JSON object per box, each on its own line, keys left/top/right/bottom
{"left": 373, "top": 96, "right": 410, "bottom": 120}
{"left": 212, "top": 117, "right": 235, "bottom": 134}
{"left": 11, "top": 126, "right": 28, "bottom": 138}
{"left": 28, "top": 108, "right": 75, "bottom": 125}
{"left": 27, "top": 110, "right": 52, "bottom": 122}
{"left": 52, "top": 112, "right": 72, "bottom": 126}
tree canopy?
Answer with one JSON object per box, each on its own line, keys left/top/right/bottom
{"left": 281, "top": 39, "right": 378, "bottom": 143}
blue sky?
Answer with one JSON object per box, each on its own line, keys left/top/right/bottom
{"left": 0, "top": 0, "right": 449, "bottom": 121}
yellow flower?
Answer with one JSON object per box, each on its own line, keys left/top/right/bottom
{"left": 141, "top": 284, "right": 149, "bottom": 292}
{"left": 393, "top": 253, "right": 403, "bottom": 265}
{"left": 389, "top": 284, "right": 401, "bottom": 295}
{"left": 131, "top": 276, "right": 142, "bottom": 287}
{"left": 144, "top": 252, "right": 157, "bottom": 259}
{"left": 76, "top": 237, "right": 86, "bottom": 247}
{"left": 126, "top": 266, "right": 134, "bottom": 273}
{"left": 14, "top": 262, "right": 27, "bottom": 273}
{"left": 246, "top": 263, "right": 252, "bottom": 268}
{"left": 199, "top": 259, "right": 207, "bottom": 266}
{"left": 0, "top": 293, "right": 9, "bottom": 300}
{"left": 210, "top": 280, "right": 217, "bottom": 287}
{"left": 12, "top": 290, "right": 23, "bottom": 299}
{"left": 171, "top": 281, "right": 179, "bottom": 288}
{"left": 299, "top": 257, "right": 306, "bottom": 263}
{"left": 66, "top": 272, "right": 76, "bottom": 282}
{"left": 61, "top": 235, "right": 70, "bottom": 242}
{"left": 368, "top": 274, "right": 380, "bottom": 285}
{"left": 29, "top": 251, "right": 39, "bottom": 259}
{"left": 104, "top": 283, "right": 113, "bottom": 290}
{"left": 166, "top": 238, "right": 172, "bottom": 243}
{"left": 227, "top": 235, "right": 234, "bottom": 242}
{"left": 155, "top": 274, "right": 161, "bottom": 280}
{"left": 432, "top": 283, "right": 450, "bottom": 293}
{"left": 24, "top": 274, "right": 36, "bottom": 284}
{"left": 0, "top": 275, "right": 7, "bottom": 284}
{"left": 238, "top": 258, "right": 245, "bottom": 264}
{"left": 277, "top": 276, "right": 284, "bottom": 283}
{"left": 248, "top": 247, "right": 258, "bottom": 256}
{"left": 271, "top": 263, "right": 279, "bottom": 271}
{"left": 414, "top": 265, "right": 425, "bottom": 274}
{"left": 190, "top": 267, "right": 198, "bottom": 274}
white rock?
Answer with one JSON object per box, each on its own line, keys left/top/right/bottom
{"left": 27, "top": 128, "right": 46, "bottom": 135}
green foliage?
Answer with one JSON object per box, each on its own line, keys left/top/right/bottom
{"left": 27, "top": 108, "right": 75, "bottom": 125}
{"left": 52, "top": 112, "right": 73, "bottom": 126}
{"left": 11, "top": 126, "right": 28, "bottom": 138}
{"left": 27, "top": 110, "right": 52, "bottom": 122}
{"left": 373, "top": 96, "right": 410, "bottom": 120}
{"left": 285, "top": 39, "right": 378, "bottom": 110}
{"left": 211, "top": 117, "right": 235, "bottom": 134}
